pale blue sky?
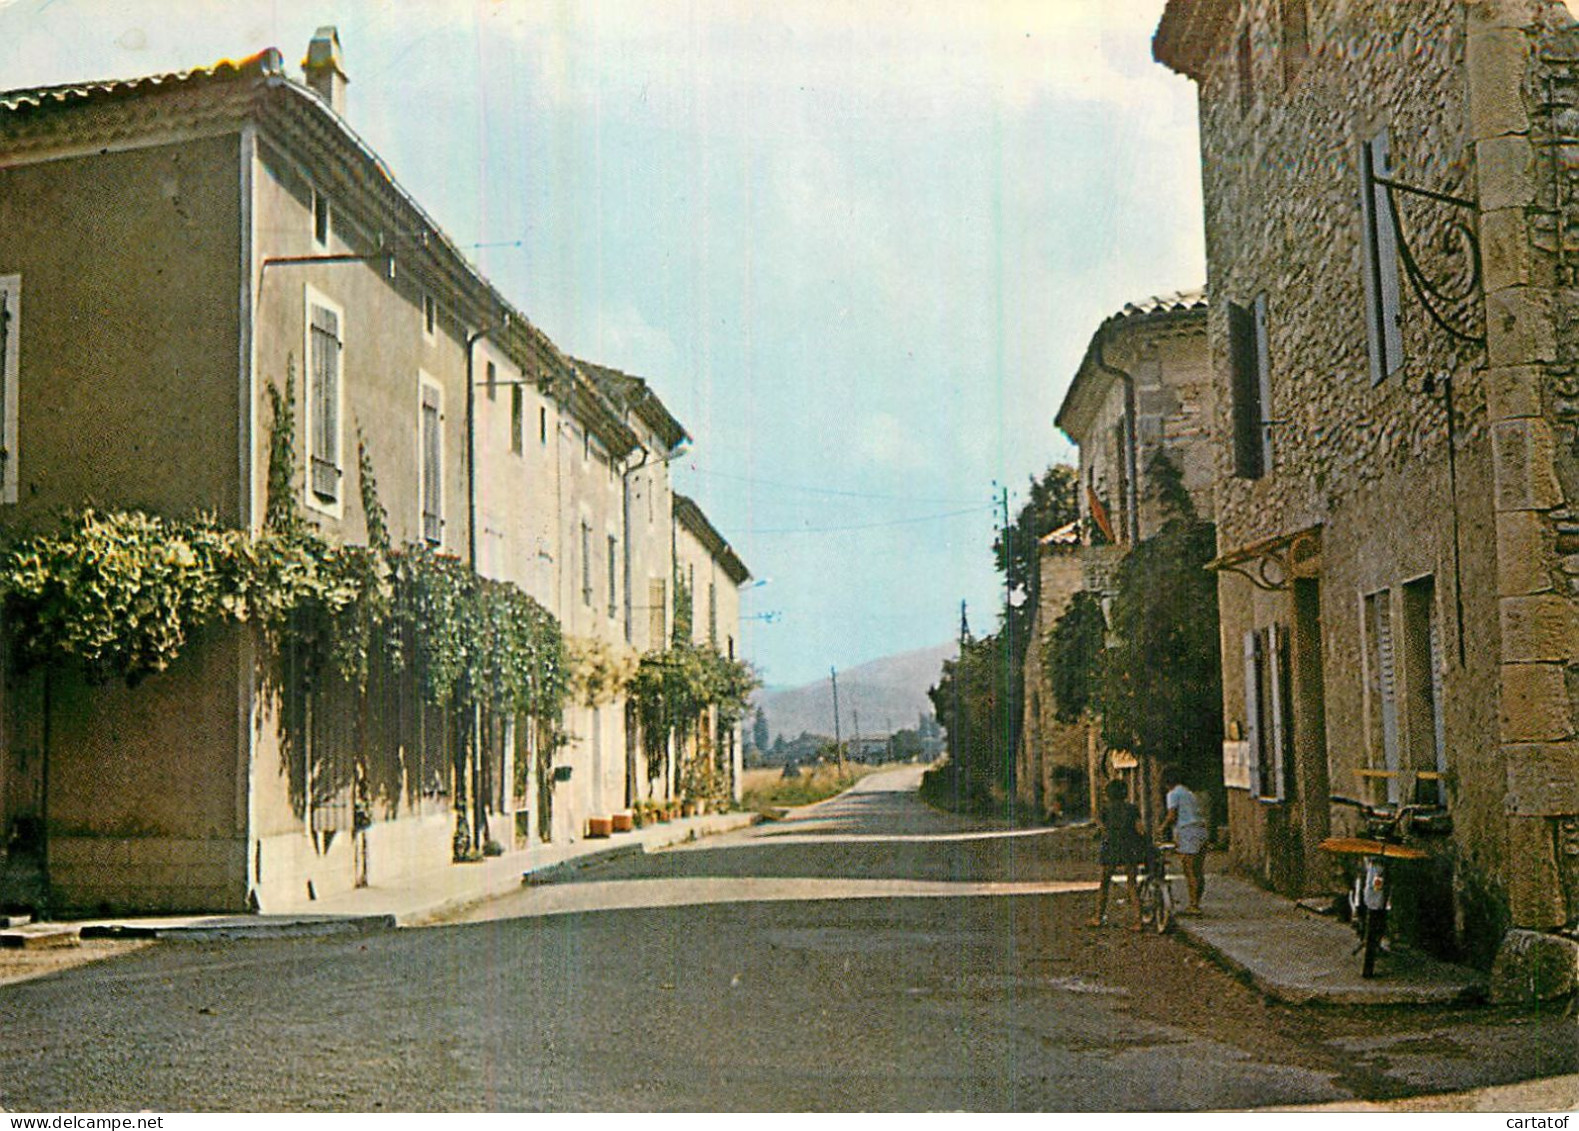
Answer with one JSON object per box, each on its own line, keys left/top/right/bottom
{"left": 0, "top": 0, "right": 1204, "bottom": 688}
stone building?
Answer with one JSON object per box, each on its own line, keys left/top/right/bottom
{"left": 0, "top": 32, "right": 746, "bottom": 912}
{"left": 1155, "top": 0, "right": 1579, "bottom": 974}
{"left": 1015, "top": 521, "right": 1087, "bottom": 819}
{"left": 1048, "top": 290, "right": 1215, "bottom": 820}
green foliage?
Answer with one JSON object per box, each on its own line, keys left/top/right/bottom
{"left": 750, "top": 705, "right": 770, "bottom": 752}
{"left": 927, "top": 631, "right": 1018, "bottom": 806}
{"left": 630, "top": 639, "right": 759, "bottom": 784}
{"left": 1046, "top": 590, "right": 1107, "bottom": 724}
{"left": 1095, "top": 515, "right": 1222, "bottom": 778}
{"left": 671, "top": 571, "right": 693, "bottom": 646}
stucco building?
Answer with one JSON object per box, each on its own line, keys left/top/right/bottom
{"left": 1156, "top": 0, "right": 1579, "bottom": 976}
{"left": 0, "top": 32, "right": 748, "bottom": 913}
{"left": 1046, "top": 290, "right": 1215, "bottom": 820}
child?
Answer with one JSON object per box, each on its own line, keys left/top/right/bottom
{"left": 1160, "top": 764, "right": 1207, "bottom": 914}
{"left": 1087, "top": 777, "right": 1147, "bottom": 931}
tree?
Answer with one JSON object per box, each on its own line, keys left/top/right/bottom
{"left": 1046, "top": 590, "right": 1107, "bottom": 724}
{"left": 926, "top": 631, "right": 1018, "bottom": 807}
{"left": 751, "top": 706, "right": 770, "bottom": 753}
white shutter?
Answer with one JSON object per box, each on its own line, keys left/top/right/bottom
{"left": 1375, "top": 594, "right": 1401, "bottom": 804}
{"left": 1243, "top": 630, "right": 1262, "bottom": 797}
{"left": 420, "top": 383, "right": 442, "bottom": 545}
{"left": 1267, "top": 624, "right": 1288, "bottom": 801}
{"left": 309, "top": 304, "right": 341, "bottom": 502}
{"left": 1428, "top": 597, "right": 1448, "bottom": 796}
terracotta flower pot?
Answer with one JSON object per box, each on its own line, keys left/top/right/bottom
{"left": 612, "top": 812, "right": 634, "bottom": 833}
{"left": 587, "top": 816, "right": 613, "bottom": 838}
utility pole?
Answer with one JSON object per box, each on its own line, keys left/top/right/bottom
{"left": 852, "top": 706, "right": 861, "bottom": 767}
{"left": 954, "top": 600, "right": 968, "bottom": 810}
{"left": 1000, "top": 484, "right": 1015, "bottom": 804}
{"left": 830, "top": 666, "right": 844, "bottom": 771}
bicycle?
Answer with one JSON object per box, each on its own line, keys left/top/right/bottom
{"left": 1135, "top": 841, "right": 1175, "bottom": 934}
{"left": 1320, "top": 795, "right": 1448, "bottom": 977}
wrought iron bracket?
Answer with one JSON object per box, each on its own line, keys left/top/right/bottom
{"left": 1371, "top": 173, "right": 1485, "bottom": 349}
{"left": 1207, "top": 528, "right": 1321, "bottom": 592}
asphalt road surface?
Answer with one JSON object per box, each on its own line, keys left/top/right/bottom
{"left": 1, "top": 767, "right": 1574, "bottom": 1111}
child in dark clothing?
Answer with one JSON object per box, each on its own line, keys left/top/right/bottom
{"left": 1087, "top": 777, "right": 1147, "bottom": 931}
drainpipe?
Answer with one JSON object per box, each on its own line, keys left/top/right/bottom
{"left": 1093, "top": 323, "right": 1141, "bottom": 546}
{"left": 463, "top": 320, "right": 506, "bottom": 851}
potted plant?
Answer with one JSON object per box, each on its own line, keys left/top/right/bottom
{"left": 612, "top": 811, "right": 634, "bottom": 833}
{"left": 587, "top": 815, "right": 613, "bottom": 838}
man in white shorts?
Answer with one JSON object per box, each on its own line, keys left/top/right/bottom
{"left": 1161, "top": 765, "right": 1208, "bottom": 914}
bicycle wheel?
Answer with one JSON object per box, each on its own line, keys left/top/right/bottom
{"left": 1153, "top": 877, "right": 1173, "bottom": 934}
{"left": 1361, "top": 906, "right": 1386, "bottom": 978}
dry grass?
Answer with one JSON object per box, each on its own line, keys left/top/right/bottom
{"left": 742, "top": 762, "right": 883, "bottom": 813}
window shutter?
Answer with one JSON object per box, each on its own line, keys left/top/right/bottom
{"left": 1228, "top": 302, "right": 1263, "bottom": 478}
{"left": 1254, "top": 293, "right": 1274, "bottom": 475}
{"left": 1428, "top": 598, "right": 1447, "bottom": 783}
{"left": 309, "top": 305, "right": 341, "bottom": 502}
{"left": 1267, "top": 623, "right": 1288, "bottom": 801}
{"left": 1243, "top": 630, "right": 1263, "bottom": 797}
{"left": 420, "top": 383, "right": 442, "bottom": 545}
{"left": 1361, "top": 130, "right": 1405, "bottom": 384}
{"left": 1375, "top": 593, "right": 1401, "bottom": 804}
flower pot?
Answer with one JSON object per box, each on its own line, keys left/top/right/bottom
{"left": 612, "top": 812, "right": 634, "bottom": 833}
{"left": 587, "top": 816, "right": 613, "bottom": 838}
{"left": 681, "top": 800, "right": 698, "bottom": 818}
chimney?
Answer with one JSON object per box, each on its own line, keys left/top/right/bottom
{"left": 302, "top": 26, "right": 348, "bottom": 117}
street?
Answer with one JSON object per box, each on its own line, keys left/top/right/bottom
{"left": 0, "top": 767, "right": 1574, "bottom": 1112}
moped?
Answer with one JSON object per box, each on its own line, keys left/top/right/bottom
{"left": 1321, "top": 795, "right": 1448, "bottom": 977}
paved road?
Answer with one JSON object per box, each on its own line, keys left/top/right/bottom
{"left": 1, "top": 767, "right": 1574, "bottom": 1111}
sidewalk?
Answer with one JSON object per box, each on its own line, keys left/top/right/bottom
{"left": 1, "top": 810, "right": 758, "bottom": 947}
{"left": 1173, "top": 869, "right": 1487, "bottom": 1006}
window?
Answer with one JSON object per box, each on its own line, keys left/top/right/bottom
{"left": 1228, "top": 295, "right": 1272, "bottom": 479}
{"left": 539, "top": 406, "right": 548, "bottom": 445}
{"left": 1362, "top": 589, "right": 1401, "bottom": 804}
{"left": 486, "top": 360, "right": 497, "bottom": 402}
{"left": 580, "top": 521, "right": 593, "bottom": 606}
{"left": 1360, "top": 129, "right": 1405, "bottom": 383}
{"left": 312, "top": 190, "right": 330, "bottom": 248}
{"left": 607, "top": 535, "right": 619, "bottom": 619}
{"left": 1281, "top": 0, "right": 1309, "bottom": 86}
{"left": 510, "top": 385, "right": 524, "bottom": 455}
{"left": 1401, "top": 577, "right": 1447, "bottom": 805}
{"left": 422, "top": 293, "right": 437, "bottom": 340}
{"left": 305, "top": 290, "right": 343, "bottom": 511}
{"left": 707, "top": 580, "right": 718, "bottom": 644}
{"left": 419, "top": 377, "right": 443, "bottom": 546}
{"left": 1237, "top": 25, "right": 1254, "bottom": 115}
{"left": 648, "top": 577, "right": 667, "bottom": 650}
{"left": 1243, "top": 625, "right": 1290, "bottom": 801}
{"left": 0, "top": 274, "right": 19, "bottom": 504}
{"left": 582, "top": 428, "right": 590, "bottom": 463}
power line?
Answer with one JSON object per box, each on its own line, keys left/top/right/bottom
{"left": 748, "top": 504, "right": 995, "bottom": 535}
{"left": 684, "top": 465, "right": 984, "bottom": 505}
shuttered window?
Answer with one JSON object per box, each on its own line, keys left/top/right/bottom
{"left": 511, "top": 385, "right": 524, "bottom": 455}
{"left": 607, "top": 535, "right": 619, "bottom": 619}
{"left": 581, "top": 521, "right": 593, "bottom": 606}
{"left": 1229, "top": 298, "right": 1271, "bottom": 479}
{"left": 0, "top": 274, "right": 19, "bottom": 504}
{"left": 1364, "top": 589, "right": 1401, "bottom": 804}
{"left": 1243, "top": 626, "right": 1290, "bottom": 801}
{"left": 648, "top": 578, "right": 667, "bottom": 651}
{"left": 1361, "top": 129, "right": 1405, "bottom": 383}
{"left": 308, "top": 300, "right": 342, "bottom": 506}
{"left": 420, "top": 380, "right": 443, "bottom": 546}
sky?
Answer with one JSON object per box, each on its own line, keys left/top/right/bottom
{"left": 0, "top": 0, "right": 1205, "bottom": 689}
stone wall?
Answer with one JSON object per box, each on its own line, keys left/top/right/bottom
{"left": 1171, "top": 0, "right": 1579, "bottom": 960}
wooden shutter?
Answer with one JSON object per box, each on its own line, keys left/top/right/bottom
{"left": 1229, "top": 302, "right": 1263, "bottom": 478}
{"left": 511, "top": 385, "right": 524, "bottom": 454}
{"left": 420, "top": 383, "right": 442, "bottom": 545}
{"left": 649, "top": 578, "right": 667, "bottom": 650}
{"left": 1267, "top": 623, "right": 1288, "bottom": 801}
{"left": 1243, "top": 630, "right": 1263, "bottom": 797}
{"left": 1361, "top": 130, "right": 1404, "bottom": 384}
{"left": 1254, "top": 293, "right": 1274, "bottom": 475}
{"left": 309, "top": 305, "right": 341, "bottom": 502}
{"left": 1374, "top": 592, "right": 1401, "bottom": 803}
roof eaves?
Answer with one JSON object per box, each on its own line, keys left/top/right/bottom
{"left": 674, "top": 493, "right": 751, "bottom": 585}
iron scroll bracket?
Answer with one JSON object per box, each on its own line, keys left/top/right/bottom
{"left": 1370, "top": 173, "right": 1485, "bottom": 349}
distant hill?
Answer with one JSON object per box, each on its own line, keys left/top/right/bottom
{"left": 758, "top": 641, "right": 956, "bottom": 746}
